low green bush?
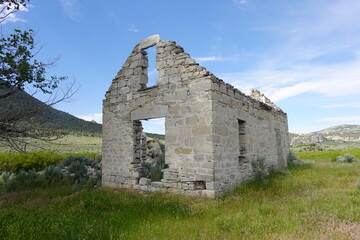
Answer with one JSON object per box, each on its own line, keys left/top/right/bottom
{"left": 336, "top": 153, "right": 356, "bottom": 163}
{"left": 0, "top": 170, "right": 45, "bottom": 192}
{"left": 0, "top": 151, "right": 101, "bottom": 173}
{"left": 44, "top": 165, "right": 64, "bottom": 185}
{"left": 0, "top": 154, "right": 102, "bottom": 193}
{"left": 251, "top": 156, "right": 267, "bottom": 184}
{"left": 141, "top": 154, "right": 166, "bottom": 181}
{"left": 287, "top": 150, "right": 308, "bottom": 168}
{"left": 61, "top": 155, "right": 102, "bottom": 191}
{"left": 287, "top": 150, "right": 297, "bottom": 163}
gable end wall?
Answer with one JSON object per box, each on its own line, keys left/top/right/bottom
{"left": 102, "top": 35, "right": 290, "bottom": 198}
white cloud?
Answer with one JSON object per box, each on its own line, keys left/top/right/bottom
{"left": 232, "top": 0, "right": 247, "bottom": 5}
{"left": 0, "top": 3, "right": 28, "bottom": 24}
{"left": 59, "top": 0, "right": 80, "bottom": 20}
{"left": 148, "top": 68, "right": 157, "bottom": 76}
{"left": 219, "top": 0, "right": 360, "bottom": 103}
{"left": 151, "top": 119, "right": 165, "bottom": 125}
{"left": 141, "top": 118, "right": 165, "bottom": 134}
{"left": 220, "top": 58, "right": 360, "bottom": 102}
{"left": 128, "top": 23, "right": 139, "bottom": 33}
{"left": 290, "top": 126, "right": 330, "bottom": 134}
{"left": 77, "top": 113, "right": 102, "bottom": 123}
{"left": 322, "top": 102, "right": 360, "bottom": 108}
{"left": 194, "top": 56, "right": 233, "bottom": 62}
{"left": 317, "top": 116, "right": 360, "bottom": 123}
{"left": 107, "top": 12, "right": 118, "bottom": 20}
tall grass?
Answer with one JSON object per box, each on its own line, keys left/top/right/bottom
{"left": 0, "top": 151, "right": 101, "bottom": 173}
{"left": 295, "top": 148, "right": 360, "bottom": 162}
{"left": 1, "top": 155, "right": 359, "bottom": 239}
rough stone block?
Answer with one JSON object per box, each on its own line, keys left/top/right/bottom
{"left": 131, "top": 105, "right": 168, "bottom": 120}
{"left": 174, "top": 147, "right": 192, "bottom": 154}
{"left": 201, "top": 190, "right": 217, "bottom": 199}
{"left": 138, "top": 34, "right": 160, "bottom": 50}
{"left": 192, "top": 125, "right": 212, "bottom": 136}
{"left": 139, "top": 177, "right": 151, "bottom": 186}
{"left": 151, "top": 181, "right": 164, "bottom": 188}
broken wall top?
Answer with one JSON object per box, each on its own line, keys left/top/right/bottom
{"left": 105, "top": 34, "right": 285, "bottom": 114}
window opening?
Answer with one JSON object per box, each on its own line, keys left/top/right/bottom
{"left": 134, "top": 117, "right": 166, "bottom": 181}
{"left": 145, "top": 46, "right": 158, "bottom": 88}
{"left": 238, "top": 119, "right": 247, "bottom": 164}
{"left": 274, "top": 128, "right": 284, "bottom": 166}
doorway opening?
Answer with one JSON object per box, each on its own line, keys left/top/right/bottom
{"left": 135, "top": 117, "right": 166, "bottom": 181}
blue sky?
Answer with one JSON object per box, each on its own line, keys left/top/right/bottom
{"left": 2, "top": 0, "right": 360, "bottom": 134}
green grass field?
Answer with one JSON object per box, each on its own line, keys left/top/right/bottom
{"left": 296, "top": 148, "right": 360, "bottom": 163}
{"left": 0, "top": 135, "right": 102, "bottom": 153}
{"left": 1, "top": 150, "right": 359, "bottom": 239}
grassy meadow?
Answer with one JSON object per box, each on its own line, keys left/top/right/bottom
{"left": 0, "top": 135, "right": 102, "bottom": 154}
{"left": 296, "top": 148, "right": 360, "bottom": 163}
{"left": 1, "top": 147, "right": 360, "bottom": 239}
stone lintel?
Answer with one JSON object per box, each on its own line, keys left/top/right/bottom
{"left": 131, "top": 105, "right": 168, "bottom": 120}
{"left": 138, "top": 34, "right": 161, "bottom": 51}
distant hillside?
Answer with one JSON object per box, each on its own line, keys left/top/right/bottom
{"left": 0, "top": 90, "right": 102, "bottom": 136}
{"left": 290, "top": 124, "right": 360, "bottom": 146}
{"left": 315, "top": 125, "right": 360, "bottom": 138}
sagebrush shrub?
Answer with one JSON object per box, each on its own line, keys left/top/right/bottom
{"left": 141, "top": 161, "right": 152, "bottom": 179}
{"left": 44, "top": 165, "right": 63, "bottom": 185}
{"left": 0, "top": 154, "right": 102, "bottom": 193}
{"left": 287, "top": 150, "right": 297, "bottom": 164}
{"left": 336, "top": 153, "right": 355, "bottom": 163}
{"left": 0, "top": 170, "right": 45, "bottom": 192}
{"left": 287, "top": 150, "right": 307, "bottom": 167}
{"left": 61, "top": 155, "right": 102, "bottom": 190}
{"left": 141, "top": 154, "right": 166, "bottom": 181}
{"left": 251, "top": 157, "right": 267, "bottom": 183}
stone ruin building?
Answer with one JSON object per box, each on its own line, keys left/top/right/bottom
{"left": 102, "top": 35, "right": 290, "bottom": 198}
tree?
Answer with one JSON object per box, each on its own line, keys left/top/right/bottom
{"left": 0, "top": 0, "right": 74, "bottom": 152}
{"left": 1, "top": 0, "right": 27, "bottom": 23}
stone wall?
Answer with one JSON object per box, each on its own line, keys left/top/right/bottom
{"left": 102, "top": 35, "right": 290, "bottom": 198}
{"left": 210, "top": 79, "right": 289, "bottom": 193}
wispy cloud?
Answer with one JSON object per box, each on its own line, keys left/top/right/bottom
{"left": 107, "top": 12, "right": 118, "bottom": 20}
{"left": 220, "top": 0, "right": 360, "bottom": 103}
{"left": 77, "top": 113, "right": 102, "bottom": 123}
{"left": 148, "top": 68, "right": 157, "bottom": 76}
{"left": 59, "top": 0, "right": 80, "bottom": 20}
{"left": 128, "top": 23, "right": 139, "bottom": 33}
{"left": 290, "top": 126, "right": 331, "bottom": 134}
{"left": 0, "top": 3, "right": 29, "bottom": 23}
{"left": 232, "top": 0, "right": 248, "bottom": 5}
{"left": 151, "top": 119, "right": 165, "bottom": 125}
{"left": 322, "top": 102, "right": 360, "bottom": 108}
{"left": 194, "top": 56, "right": 233, "bottom": 62}
{"left": 220, "top": 58, "right": 360, "bottom": 102}
{"left": 317, "top": 116, "right": 360, "bottom": 123}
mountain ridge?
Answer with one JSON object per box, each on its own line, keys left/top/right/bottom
{"left": 0, "top": 90, "right": 102, "bottom": 135}
{"left": 291, "top": 124, "right": 360, "bottom": 146}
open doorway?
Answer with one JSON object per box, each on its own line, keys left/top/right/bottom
{"left": 135, "top": 117, "right": 166, "bottom": 181}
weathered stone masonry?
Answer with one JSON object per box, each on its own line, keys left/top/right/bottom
{"left": 102, "top": 35, "right": 290, "bottom": 198}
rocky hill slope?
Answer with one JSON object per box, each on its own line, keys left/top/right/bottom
{"left": 290, "top": 124, "right": 360, "bottom": 146}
